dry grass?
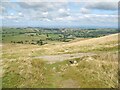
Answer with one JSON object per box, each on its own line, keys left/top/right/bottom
{"left": 2, "top": 33, "right": 119, "bottom": 88}
{"left": 31, "top": 33, "right": 119, "bottom": 56}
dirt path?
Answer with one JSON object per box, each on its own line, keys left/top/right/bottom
{"left": 61, "top": 79, "right": 80, "bottom": 88}
{"left": 34, "top": 53, "right": 96, "bottom": 62}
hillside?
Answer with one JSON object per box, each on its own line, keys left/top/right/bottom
{"left": 2, "top": 33, "right": 119, "bottom": 88}
{"left": 66, "top": 33, "right": 118, "bottom": 46}
{"left": 31, "top": 33, "right": 119, "bottom": 56}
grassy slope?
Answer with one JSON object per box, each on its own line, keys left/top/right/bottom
{"left": 2, "top": 33, "right": 119, "bottom": 88}
{"left": 32, "top": 33, "right": 119, "bottom": 56}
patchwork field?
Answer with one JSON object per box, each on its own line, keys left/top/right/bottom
{"left": 1, "top": 28, "right": 119, "bottom": 88}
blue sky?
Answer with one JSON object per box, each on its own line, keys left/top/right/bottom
{"left": 1, "top": 0, "right": 119, "bottom": 28}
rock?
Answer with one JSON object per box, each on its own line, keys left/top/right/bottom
{"left": 70, "top": 63, "right": 78, "bottom": 67}
{"left": 74, "top": 60, "right": 77, "bottom": 64}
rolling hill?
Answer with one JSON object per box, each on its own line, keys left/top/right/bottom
{"left": 2, "top": 33, "right": 119, "bottom": 88}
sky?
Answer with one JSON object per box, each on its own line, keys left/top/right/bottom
{"left": 0, "top": 0, "right": 119, "bottom": 28}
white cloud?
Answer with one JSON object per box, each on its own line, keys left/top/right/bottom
{"left": 4, "top": 15, "right": 16, "bottom": 19}
{"left": 0, "top": 5, "right": 5, "bottom": 14}
{"left": 17, "top": 0, "right": 69, "bottom": 2}
{"left": 54, "top": 17, "right": 64, "bottom": 21}
{"left": 42, "top": 18, "right": 51, "bottom": 22}
{"left": 76, "top": 0, "right": 119, "bottom": 2}
{"left": 83, "top": 14, "right": 118, "bottom": 23}
{"left": 0, "top": 15, "right": 3, "bottom": 19}
{"left": 42, "top": 12, "right": 48, "bottom": 15}
{"left": 11, "top": 0, "right": 119, "bottom": 2}
{"left": 2, "top": 1, "right": 118, "bottom": 27}
{"left": 10, "top": 13, "right": 14, "bottom": 16}
{"left": 59, "top": 8, "right": 66, "bottom": 13}
{"left": 18, "top": 12, "right": 22, "bottom": 15}
{"left": 85, "top": 2, "right": 118, "bottom": 11}
{"left": 80, "top": 8, "right": 90, "bottom": 14}
{"left": 66, "top": 16, "right": 74, "bottom": 20}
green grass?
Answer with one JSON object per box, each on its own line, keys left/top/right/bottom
{"left": 2, "top": 27, "right": 118, "bottom": 44}
{"left": 2, "top": 51, "right": 118, "bottom": 88}
{"left": 2, "top": 28, "right": 119, "bottom": 88}
{"left": 2, "top": 58, "right": 56, "bottom": 88}
{"left": 2, "top": 34, "right": 47, "bottom": 43}
{"left": 54, "top": 54, "right": 118, "bottom": 88}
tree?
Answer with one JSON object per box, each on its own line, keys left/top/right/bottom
{"left": 37, "top": 39, "right": 43, "bottom": 45}
{"left": 46, "top": 34, "right": 49, "bottom": 37}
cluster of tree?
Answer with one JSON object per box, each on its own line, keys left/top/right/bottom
{"left": 3, "top": 27, "right": 119, "bottom": 44}
{"left": 11, "top": 41, "right": 23, "bottom": 44}
{"left": 10, "top": 39, "right": 47, "bottom": 46}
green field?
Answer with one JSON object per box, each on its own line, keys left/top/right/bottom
{"left": 2, "top": 27, "right": 118, "bottom": 44}
{"left": 1, "top": 27, "right": 119, "bottom": 88}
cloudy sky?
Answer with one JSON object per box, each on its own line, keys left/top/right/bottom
{"left": 1, "top": 0, "right": 119, "bottom": 28}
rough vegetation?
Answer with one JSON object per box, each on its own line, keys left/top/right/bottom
{"left": 1, "top": 28, "right": 119, "bottom": 88}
